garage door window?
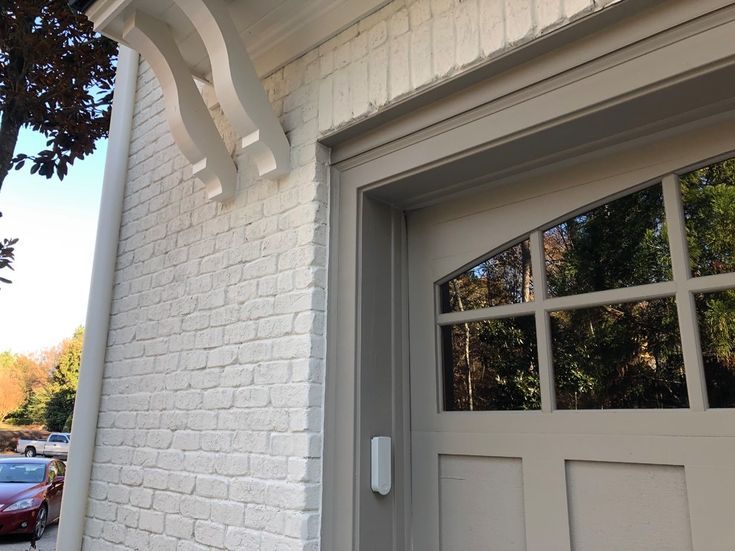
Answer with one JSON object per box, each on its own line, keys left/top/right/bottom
{"left": 682, "top": 157, "right": 735, "bottom": 407}
{"left": 437, "top": 156, "right": 735, "bottom": 411}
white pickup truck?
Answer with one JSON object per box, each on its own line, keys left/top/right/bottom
{"left": 16, "top": 432, "right": 71, "bottom": 458}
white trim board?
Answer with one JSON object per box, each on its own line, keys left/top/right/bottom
{"left": 83, "top": 0, "right": 391, "bottom": 78}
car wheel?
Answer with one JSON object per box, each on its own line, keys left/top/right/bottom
{"left": 24, "top": 447, "right": 36, "bottom": 457}
{"left": 33, "top": 504, "right": 47, "bottom": 541}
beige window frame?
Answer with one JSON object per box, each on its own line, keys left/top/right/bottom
{"left": 435, "top": 171, "right": 735, "bottom": 412}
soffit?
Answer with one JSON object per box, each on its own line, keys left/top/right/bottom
{"left": 84, "top": 0, "right": 391, "bottom": 79}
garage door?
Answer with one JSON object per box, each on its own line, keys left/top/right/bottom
{"left": 407, "top": 153, "right": 735, "bottom": 551}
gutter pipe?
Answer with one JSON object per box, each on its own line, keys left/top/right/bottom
{"left": 57, "top": 45, "right": 139, "bottom": 550}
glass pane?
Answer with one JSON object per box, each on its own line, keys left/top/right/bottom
{"left": 442, "top": 316, "right": 540, "bottom": 411}
{"left": 696, "top": 290, "right": 735, "bottom": 408}
{"left": 552, "top": 298, "right": 688, "bottom": 409}
{"left": 441, "top": 240, "right": 533, "bottom": 313}
{"left": 544, "top": 185, "right": 672, "bottom": 298}
{"left": 681, "top": 158, "right": 735, "bottom": 277}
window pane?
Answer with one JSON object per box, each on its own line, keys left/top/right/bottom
{"left": 696, "top": 290, "right": 735, "bottom": 408}
{"left": 441, "top": 240, "right": 533, "bottom": 313}
{"left": 545, "top": 185, "right": 672, "bottom": 297}
{"left": 681, "top": 158, "right": 735, "bottom": 277}
{"left": 442, "top": 316, "right": 540, "bottom": 411}
{"left": 552, "top": 298, "right": 688, "bottom": 409}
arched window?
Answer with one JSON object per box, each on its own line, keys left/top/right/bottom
{"left": 438, "top": 157, "right": 735, "bottom": 411}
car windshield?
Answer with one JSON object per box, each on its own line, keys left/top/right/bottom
{"left": 0, "top": 463, "right": 46, "bottom": 483}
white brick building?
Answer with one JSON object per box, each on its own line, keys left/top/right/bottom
{"left": 60, "top": 0, "right": 735, "bottom": 549}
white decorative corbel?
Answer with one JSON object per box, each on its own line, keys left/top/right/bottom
{"left": 173, "top": 0, "right": 291, "bottom": 178}
{"left": 122, "top": 10, "right": 236, "bottom": 201}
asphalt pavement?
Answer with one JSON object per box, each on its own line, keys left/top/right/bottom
{"left": 0, "top": 524, "right": 57, "bottom": 550}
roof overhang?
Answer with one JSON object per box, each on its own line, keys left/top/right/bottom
{"left": 75, "top": 0, "right": 390, "bottom": 79}
{"left": 73, "top": 0, "right": 390, "bottom": 201}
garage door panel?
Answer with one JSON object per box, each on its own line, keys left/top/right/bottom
{"left": 566, "top": 461, "right": 692, "bottom": 551}
{"left": 686, "top": 465, "right": 735, "bottom": 551}
{"left": 439, "top": 455, "right": 526, "bottom": 551}
{"left": 415, "top": 428, "right": 735, "bottom": 549}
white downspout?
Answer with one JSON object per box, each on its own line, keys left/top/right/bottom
{"left": 57, "top": 45, "right": 139, "bottom": 550}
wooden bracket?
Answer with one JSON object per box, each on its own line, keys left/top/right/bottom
{"left": 121, "top": 3, "right": 293, "bottom": 201}
{"left": 174, "top": 0, "right": 291, "bottom": 178}
{"left": 123, "top": 10, "right": 237, "bottom": 201}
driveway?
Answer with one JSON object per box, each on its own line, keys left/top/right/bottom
{"left": 0, "top": 524, "right": 57, "bottom": 550}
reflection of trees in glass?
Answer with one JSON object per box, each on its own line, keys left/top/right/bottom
{"left": 441, "top": 240, "right": 536, "bottom": 411}
{"left": 682, "top": 159, "right": 735, "bottom": 407}
{"left": 682, "top": 159, "right": 735, "bottom": 277}
{"left": 440, "top": 160, "right": 735, "bottom": 411}
{"left": 697, "top": 291, "right": 735, "bottom": 408}
{"left": 545, "top": 185, "right": 671, "bottom": 297}
{"left": 545, "top": 185, "right": 685, "bottom": 409}
{"left": 443, "top": 318, "right": 540, "bottom": 411}
{"left": 552, "top": 299, "right": 687, "bottom": 409}
{"left": 442, "top": 240, "right": 533, "bottom": 313}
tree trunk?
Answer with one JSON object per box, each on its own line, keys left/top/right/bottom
{"left": 521, "top": 239, "right": 532, "bottom": 302}
{"left": 451, "top": 280, "right": 474, "bottom": 410}
{"left": 0, "top": 10, "right": 35, "bottom": 194}
{"left": 0, "top": 107, "right": 21, "bottom": 192}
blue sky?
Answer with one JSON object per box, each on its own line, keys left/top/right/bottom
{"left": 0, "top": 129, "right": 105, "bottom": 354}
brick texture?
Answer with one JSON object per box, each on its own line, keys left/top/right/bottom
{"left": 82, "top": 0, "right": 615, "bottom": 549}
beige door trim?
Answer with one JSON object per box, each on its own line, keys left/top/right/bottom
{"left": 321, "top": 2, "right": 735, "bottom": 549}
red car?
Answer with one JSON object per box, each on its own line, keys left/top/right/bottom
{"left": 0, "top": 457, "right": 65, "bottom": 540}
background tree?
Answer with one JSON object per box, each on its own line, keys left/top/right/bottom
{"left": 41, "top": 327, "right": 83, "bottom": 431}
{"left": 0, "top": 230, "right": 17, "bottom": 286}
{"left": 0, "top": 0, "right": 116, "bottom": 282}
{"left": 3, "top": 328, "right": 83, "bottom": 430}
{"left": 4, "top": 351, "right": 51, "bottom": 425}
{"left": 0, "top": 0, "right": 116, "bottom": 186}
{"left": 0, "top": 352, "right": 26, "bottom": 421}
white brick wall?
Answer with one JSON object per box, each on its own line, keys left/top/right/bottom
{"left": 83, "top": 0, "right": 614, "bottom": 549}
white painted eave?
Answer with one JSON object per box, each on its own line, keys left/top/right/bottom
{"left": 85, "top": 0, "right": 391, "bottom": 79}
{"left": 82, "top": 0, "right": 389, "bottom": 201}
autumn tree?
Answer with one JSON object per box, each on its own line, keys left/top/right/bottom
{"left": 0, "top": 0, "right": 117, "bottom": 281}
{"left": 4, "top": 351, "right": 51, "bottom": 425}
{"left": 0, "top": 352, "right": 26, "bottom": 422}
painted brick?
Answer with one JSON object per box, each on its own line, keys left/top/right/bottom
{"left": 479, "top": 0, "right": 505, "bottom": 56}
{"left": 456, "top": 0, "right": 480, "bottom": 66}
{"left": 536, "top": 0, "right": 563, "bottom": 30}
{"left": 432, "top": 10, "right": 456, "bottom": 76}
{"left": 505, "top": 0, "right": 533, "bottom": 43}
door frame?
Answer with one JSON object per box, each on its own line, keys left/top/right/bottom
{"left": 320, "top": 1, "right": 735, "bottom": 549}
